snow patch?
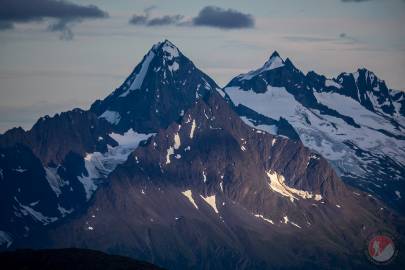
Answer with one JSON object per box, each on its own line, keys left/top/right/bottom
{"left": 190, "top": 120, "right": 196, "bottom": 139}
{"left": 266, "top": 170, "right": 322, "bottom": 202}
{"left": 200, "top": 194, "right": 219, "bottom": 214}
{"left": 174, "top": 133, "right": 181, "bottom": 149}
{"left": 254, "top": 214, "right": 274, "bottom": 224}
{"left": 166, "top": 147, "right": 174, "bottom": 165}
{"left": 79, "top": 129, "right": 154, "bottom": 200}
{"left": 395, "top": 191, "right": 401, "bottom": 199}
{"left": 58, "top": 205, "right": 73, "bottom": 217}
{"left": 0, "top": 231, "right": 12, "bottom": 248}
{"left": 13, "top": 167, "right": 27, "bottom": 173}
{"left": 121, "top": 51, "right": 156, "bottom": 97}
{"left": 168, "top": 61, "right": 179, "bottom": 72}
{"left": 325, "top": 79, "right": 342, "bottom": 89}
{"left": 181, "top": 190, "right": 198, "bottom": 209}
{"left": 202, "top": 170, "right": 207, "bottom": 183}
{"left": 45, "top": 167, "right": 68, "bottom": 197}
{"left": 291, "top": 222, "right": 301, "bottom": 228}
{"left": 162, "top": 42, "right": 179, "bottom": 60}
{"left": 99, "top": 110, "right": 121, "bottom": 125}
{"left": 14, "top": 197, "right": 58, "bottom": 225}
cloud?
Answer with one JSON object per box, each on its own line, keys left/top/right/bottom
{"left": 129, "top": 15, "right": 148, "bottom": 25}
{"left": 129, "top": 5, "right": 184, "bottom": 27}
{"left": 48, "top": 19, "right": 74, "bottom": 40}
{"left": 192, "top": 6, "right": 254, "bottom": 29}
{"left": 0, "top": 0, "right": 108, "bottom": 39}
{"left": 148, "top": 15, "right": 184, "bottom": 26}
{"left": 129, "top": 14, "right": 184, "bottom": 26}
{"left": 129, "top": 6, "right": 254, "bottom": 29}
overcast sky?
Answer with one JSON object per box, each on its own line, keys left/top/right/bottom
{"left": 0, "top": 0, "right": 404, "bottom": 132}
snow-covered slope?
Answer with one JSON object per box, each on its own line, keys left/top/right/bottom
{"left": 224, "top": 52, "right": 405, "bottom": 213}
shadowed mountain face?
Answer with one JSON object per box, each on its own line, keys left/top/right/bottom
{"left": 1, "top": 41, "right": 404, "bottom": 269}
{"left": 0, "top": 248, "right": 165, "bottom": 270}
{"left": 224, "top": 52, "right": 405, "bottom": 214}
{"left": 0, "top": 40, "right": 219, "bottom": 248}
{"left": 23, "top": 92, "right": 404, "bottom": 269}
{"left": 90, "top": 40, "right": 220, "bottom": 133}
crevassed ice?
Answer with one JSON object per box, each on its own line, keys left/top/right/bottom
{"left": 266, "top": 170, "right": 322, "bottom": 202}
{"left": 79, "top": 129, "right": 155, "bottom": 200}
{"left": 225, "top": 85, "right": 405, "bottom": 178}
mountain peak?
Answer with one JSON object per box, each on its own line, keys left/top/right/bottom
{"left": 263, "top": 51, "right": 284, "bottom": 71}
{"left": 151, "top": 39, "right": 181, "bottom": 61}
{"left": 270, "top": 50, "right": 281, "bottom": 59}
{"left": 90, "top": 40, "right": 219, "bottom": 133}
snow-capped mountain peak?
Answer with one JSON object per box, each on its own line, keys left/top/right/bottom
{"left": 90, "top": 39, "right": 219, "bottom": 133}
{"left": 235, "top": 51, "right": 286, "bottom": 81}
{"left": 262, "top": 50, "right": 285, "bottom": 70}
{"left": 152, "top": 39, "right": 181, "bottom": 61}
{"left": 224, "top": 51, "right": 405, "bottom": 213}
{"left": 334, "top": 68, "right": 398, "bottom": 116}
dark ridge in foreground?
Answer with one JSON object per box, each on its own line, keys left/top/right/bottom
{"left": 0, "top": 248, "right": 165, "bottom": 270}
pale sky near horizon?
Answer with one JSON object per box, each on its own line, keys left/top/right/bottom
{"left": 0, "top": 0, "right": 404, "bottom": 132}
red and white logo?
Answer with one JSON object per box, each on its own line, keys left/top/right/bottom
{"left": 367, "top": 234, "right": 396, "bottom": 264}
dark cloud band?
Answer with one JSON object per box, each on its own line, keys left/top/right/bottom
{"left": 129, "top": 14, "right": 183, "bottom": 26}
{"left": 129, "top": 5, "right": 254, "bottom": 30}
{"left": 192, "top": 6, "right": 254, "bottom": 29}
{"left": 0, "top": 0, "right": 108, "bottom": 39}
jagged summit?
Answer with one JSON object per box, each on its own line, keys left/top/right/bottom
{"left": 232, "top": 50, "right": 287, "bottom": 83}
{"left": 150, "top": 39, "right": 182, "bottom": 64}
{"left": 224, "top": 50, "right": 405, "bottom": 213}
{"left": 152, "top": 39, "right": 179, "bottom": 53}
{"left": 269, "top": 50, "right": 281, "bottom": 59}
{"left": 262, "top": 50, "right": 284, "bottom": 71}
{"left": 90, "top": 40, "right": 219, "bottom": 133}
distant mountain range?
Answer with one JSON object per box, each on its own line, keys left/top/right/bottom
{"left": 0, "top": 40, "right": 404, "bottom": 269}
{"left": 224, "top": 51, "right": 405, "bottom": 214}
